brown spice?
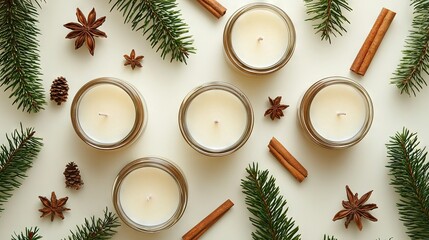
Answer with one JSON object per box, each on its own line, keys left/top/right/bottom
{"left": 124, "top": 49, "right": 144, "bottom": 70}
{"left": 264, "top": 96, "right": 289, "bottom": 120}
{"left": 350, "top": 8, "right": 396, "bottom": 75}
{"left": 182, "top": 199, "right": 234, "bottom": 240}
{"left": 38, "top": 192, "right": 70, "bottom": 221}
{"left": 268, "top": 137, "right": 307, "bottom": 182}
{"left": 196, "top": 0, "right": 226, "bottom": 19}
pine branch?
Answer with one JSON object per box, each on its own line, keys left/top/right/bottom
{"left": 390, "top": 0, "right": 429, "bottom": 96}
{"left": 304, "top": 0, "right": 352, "bottom": 43}
{"left": 0, "top": 0, "right": 46, "bottom": 113}
{"left": 241, "top": 163, "right": 301, "bottom": 240}
{"left": 62, "top": 208, "right": 120, "bottom": 240}
{"left": 386, "top": 128, "right": 429, "bottom": 239}
{"left": 11, "top": 227, "right": 42, "bottom": 240}
{"left": 109, "top": 0, "right": 195, "bottom": 64}
{"left": 0, "top": 124, "right": 43, "bottom": 213}
{"left": 323, "top": 235, "right": 337, "bottom": 240}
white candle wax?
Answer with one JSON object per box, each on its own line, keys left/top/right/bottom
{"left": 119, "top": 167, "right": 180, "bottom": 226}
{"left": 231, "top": 8, "right": 289, "bottom": 68}
{"left": 185, "top": 89, "right": 247, "bottom": 150}
{"left": 78, "top": 84, "right": 136, "bottom": 144}
{"left": 309, "top": 84, "right": 367, "bottom": 141}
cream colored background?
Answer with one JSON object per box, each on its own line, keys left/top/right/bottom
{"left": 0, "top": 0, "right": 426, "bottom": 239}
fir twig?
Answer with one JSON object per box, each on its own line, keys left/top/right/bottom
{"left": 109, "top": 0, "right": 195, "bottom": 64}
{"left": 390, "top": 0, "right": 429, "bottom": 96}
{"left": 323, "top": 235, "right": 337, "bottom": 240}
{"left": 386, "top": 128, "right": 429, "bottom": 239}
{"left": 11, "top": 227, "right": 42, "bottom": 240}
{"left": 304, "top": 0, "right": 352, "bottom": 43}
{"left": 241, "top": 163, "right": 301, "bottom": 240}
{"left": 62, "top": 207, "right": 120, "bottom": 240}
{"left": 0, "top": 0, "right": 46, "bottom": 113}
{"left": 0, "top": 124, "right": 43, "bottom": 213}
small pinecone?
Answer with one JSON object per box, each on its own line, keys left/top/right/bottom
{"left": 50, "top": 76, "right": 69, "bottom": 105}
{"left": 64, "top": 162, "right": 84, "bottom": 190}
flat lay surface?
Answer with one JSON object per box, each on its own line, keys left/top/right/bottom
{"left": 0, "top": 0, "right": 427, "bottom": 239}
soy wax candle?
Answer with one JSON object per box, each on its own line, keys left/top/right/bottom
{"left": 112, "top": 157, "right": 188, "bottom": 232}
{"left": 223, "top": 3, "right": 296, "bottom": 74}
{"left": 71, "top": 77, "right": 147, "bottom": 150}
{"left": 178, "top": 82, "right": 254, "bottom": 156}
{"left": 298, "top": 76, "right": 373, "bottom": 149}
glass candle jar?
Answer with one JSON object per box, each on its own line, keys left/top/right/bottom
{"left": 178, "top": 82, "right": 254, "bottom": 156}
{"left": 298, "top": 76, "right": 373, "bottom": 149}
{"left": 223, "top": 3, "right": 296, "bottom": 74}
{"left": 70, "top": 77, "right": 147, "bottom": 150}
{"left": 112, "top": 157, "right": 188, "bottom": 233}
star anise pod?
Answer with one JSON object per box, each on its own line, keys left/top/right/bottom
{"left": 332, "top": 185, "right": 378, "bottom": 230}
{"left": 64, "top": 8, "right": 107, "bottom": 56}
{"left": 264, "top": 96, "right": 289, "bottom": 120}
{"left": 124, "top": 49, "right": 144, "bottom": 70}
{"left": 38, "top": 191, "right": 70, "bottom": 221}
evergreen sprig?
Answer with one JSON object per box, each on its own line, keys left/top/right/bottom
{"left": 323, "top": 235, "right": 337, "bottom": 240}
{"left": 241, "top": 163, "right": 301, "bottom": 240}
{"left": 386, "top": 128, "right": 429, "bottom": 239}
{"left": 304, "top": 0, "right": 352, "bottom": 43}
{"left": 109, "top": 0, "right": 195, "bottom": 64}
{"left": 0, "top": 124, "right": 43, "bottom": 213}
{"left": 62, "top": 208, "right": 120, "bottom": 240}
{"left": 11, "top": 227, "right": 42, "bottom": 240}
{"left": 0, "top": 0, "right": 46, "bottom": 113}
{"left": 390, "top": 0, "right": 429, "bottom": 96}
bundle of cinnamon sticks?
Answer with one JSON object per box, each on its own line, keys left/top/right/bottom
{"left": 196, "top": 0, "right": 226, "bottom": 19}
{"left": 268, "top": 137, "right": 308, "bottom": 182}
{"left": 350, "top": 8, "right": 396, "bottom": 76}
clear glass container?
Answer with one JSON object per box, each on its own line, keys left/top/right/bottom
{"left": 178, "top": 82, "right": 254, "bottom": 156}
{"left": 70, "top": 77, "right": 147, "bottom": 150}
{"left": 223, "top": 3, "right": 296, "bottom": 74}
{"left": 298, "top": 76, "right": 373, "bottom": 149}
{"left": 112, "top": 157, "right": 188, "bottom": 233}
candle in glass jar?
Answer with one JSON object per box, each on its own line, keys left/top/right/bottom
{"left": 223, "top": 3, "right": 296, "bottom": 74}
{"left": 179, "top": 82, "right": 254, "bottom": 156}
{"left": 119, "top": 167, "right": 180, "bottom": 226}
{"left": 78, "top": 84, "right": 136, "bottom": 144}
{"left": 309, "top": 84, "right": 366, "bottom": 141}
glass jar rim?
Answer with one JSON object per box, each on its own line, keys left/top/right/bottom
{"left": 70, "top": 77, "right": 147, "bottom": 150}
{"left": 178, "top": 81, "right": 254, "bottom": 156}
{"left": 112, "top": 156, "right": 188, "bottom": 233}
{"left": 223, "top": 2, "right": 296, "bottom": 74}
{"left": 298, "top": 76, "right": 374, "bottom": 149}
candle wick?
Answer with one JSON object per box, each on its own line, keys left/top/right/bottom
{"left": 257, "top": 37, "right": 264, "bottom": 42}
{"left": 98, "top": 113, "right": 108, "bottom": 117}
{"left": 214, "top": 120, "right": 219, "bottom": 125}
{"left": 337, "top": 112, "right": 347, "bottom": 116}
{"left": 146, "top": 195, "right": 152, "bottom": 201}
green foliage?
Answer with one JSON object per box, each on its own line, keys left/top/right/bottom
{"left": 386, "top": 128, "right": 429, "bottom": 239}
{"left": 241, "top": 163, "right": 301, "bottom": 240}
{"left": 390, "top": 0, "right": 429, "bottom": 96}
{"left": 304, "top": 0, "right": 352, "bottom": 43}
{"left": 62, "top": 208, "right": 120, "bottom": 240}
{"left": 0, "top": 124, "right": 43, "bottom": 213}
{"left": 109, "top": 0, "right": 195, "bottom": 64}
{"left": 323, "top": 235, "right": 337, "bottom": 240}
{"left": 11, "top": 227, "right": 42, "bottom": 240}
{"left": 0, "top": 0, "right": 46, "bottom": 113}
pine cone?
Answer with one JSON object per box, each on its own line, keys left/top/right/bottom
{"left": 50, "top": 76, "right": 69, "bottom": 105}
{"left": 64, "top": 162, "right": 84, "bottom": 190}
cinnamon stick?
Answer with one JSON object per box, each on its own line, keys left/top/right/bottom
{"left": 268, "top": 144, "right": 306, "bottom": 182}
{"left": 182, "top": 199, "right": 234, "bottom": 240}
{"left": 269, "top": 137, "right": 308, "bottom": 178}
{"left": 350, "top": 8, "right": 396, "bottom": 75}
{"left": 197, "top": 0, "right": 226, "bottom": 19}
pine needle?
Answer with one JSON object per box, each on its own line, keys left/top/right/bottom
{"left": 386, "top": 128, "right": 429, "bottom": 239}
{"left": 109, "top": 0, "right": 195, "bottom": 64}
{"left": 11, "top": 227, "right": 42, "bottom": 240}
{"left": 0, "top": 124, "right": 43, "bottom": 213}
{"left": 241, "top": 163, "right": 301, "bottom": 240}
{"left": 390, "top": 0, "right": 429, "bottom": 96}
{"left": 62, "top": 208, "right": 120, "bottom": 240}
{"left": 0, "top": 0, "right": 46, "bottom": 113}
{"left": 304, "top": 0, "right": 352, "bottom": 43}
